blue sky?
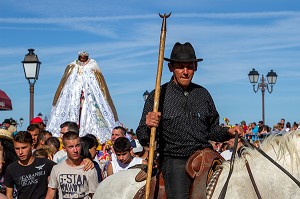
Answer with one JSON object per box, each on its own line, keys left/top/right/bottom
{"left": 1, "top": 0, "right": 300, "bottom": 131}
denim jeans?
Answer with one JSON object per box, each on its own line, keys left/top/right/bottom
{"left": 161, "top": 156, "right": 191, "bottom": 199}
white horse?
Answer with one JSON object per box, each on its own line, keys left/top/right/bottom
{"left": 93, "top": 130, "right": 300, "bottom": 199}
{"left": 211, "top": 130, "right": 300, "bottom": 199}
{"left": 94, "top": 168, "right": 146, "bottom": 199}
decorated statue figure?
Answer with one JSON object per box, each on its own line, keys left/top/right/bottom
{"left": 46, "top": 51, "right": 119, "bottom": 143}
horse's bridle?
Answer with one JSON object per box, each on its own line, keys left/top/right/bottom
{"left": 218, "top": 133, "right": 300, "bottom": 199}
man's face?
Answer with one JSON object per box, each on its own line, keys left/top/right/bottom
{"left": 168, "top": 62, "right": 197, "bottom": 90}
{"left": 60, "top": 126, "right": 68, "bottom": 138}
{"left": 40, "top": 133, "right": 52, "bottom": 146}
{"left": 116, "top": 150, "right": 132, "bottom": 164}
{"left": 29, "top": 129, "right": 40, "bottom": 145}
{"left": 63, "top": 138, "right": 81, "bottom": 161}
{"left": 14, "top": 141, "right": 33, "bottom": 161}
{"left": 111, "top": 129, "right": 124, "bottom": 144}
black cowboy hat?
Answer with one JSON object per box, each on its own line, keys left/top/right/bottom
{"left": 164, "top": 42, "right": 203, "bottom": 62}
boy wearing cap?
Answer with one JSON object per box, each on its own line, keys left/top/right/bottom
{"left": 136, "top": 42, "right": 243, "bottom": 198}
{"left": 130, "top": 139, "right": 148, "bottom": 161}
{"left": 27, "top": 124, "right": 40, "bottom": 150}
{"left": 30, "top": 117, "right": 46, "bottom": 131}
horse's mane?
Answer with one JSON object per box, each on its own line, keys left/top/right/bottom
{"left": 221, "top": 130, "right": 300, "bottom": 173}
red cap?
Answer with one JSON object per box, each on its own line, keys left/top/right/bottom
{"left": 30, "top": 117, "right": 44, "bottom": 124}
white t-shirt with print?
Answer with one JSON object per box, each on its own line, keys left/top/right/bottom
{"left": 48, "top": 160, "right": 99, "bottom": 199}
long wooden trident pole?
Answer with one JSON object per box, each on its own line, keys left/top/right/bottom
{"left": 145, "top": 12, "right": 171, "bottom": 199}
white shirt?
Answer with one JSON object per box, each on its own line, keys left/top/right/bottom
{"left": 111, "top": 157, "right": 143, "bottom": 174}
{"left": 220, "top": 150, "right": 232, "bottom": 161}
{"left": 53, "top": 150, "right": 67, "bottom": 163}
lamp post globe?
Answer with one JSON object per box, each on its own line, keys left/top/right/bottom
{"left": 19, "top": 118, "right": 24, "bottom": 127}
{"left": 248, "top": 68, "right": 259, "bottom": 85}
{"left": 22, "top": 49, "right": 41, "bottom": 122}
{"left": 143, "top": 90, "right": 150, "bottom": 102}
{"left": 37, "top": 112, "right": 43, "bottom": 118}
{"left": 266, "top": 70, "right": 278, "bottom": 85}
{"left": 43, "top": 115, "right": 48, "bottom": 126}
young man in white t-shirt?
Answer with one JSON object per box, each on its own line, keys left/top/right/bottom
{"left": 46, "top": 131, "right": 98, "bottom": 199}
{"left": 107, "top": 137, "right": 147, "bottom": 176}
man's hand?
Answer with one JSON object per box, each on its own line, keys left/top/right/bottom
{"left": 81, "top": 158, "right": 94, "bottom": 171}
{"left": 228, "top": 126, "right": 244, "bottom": 137}
{"left": 145, "top": 112, "right": 161, "bottom": 129}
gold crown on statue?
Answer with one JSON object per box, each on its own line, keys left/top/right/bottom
{"left": 78, "top": 51, "right": 89, "bottom": 57}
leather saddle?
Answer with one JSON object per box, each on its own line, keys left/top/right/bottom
{"left": 132, "top": 148, "right": 223, "bottom": 199}
{"left": 185, "top": 148, "right": 224, "bottom": 199}
{"left": 132, "top": 165, "right": 167, "bottom": 199}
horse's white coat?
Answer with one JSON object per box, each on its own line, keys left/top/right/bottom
{"left": 93, "top": 168, "right": 146, "bottom": 199}
{"left": 212, "top": 130, "right": 300, "bottom": 199}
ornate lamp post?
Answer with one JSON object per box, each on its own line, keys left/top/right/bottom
{"left": 22, "top": 49, "right": 41, "bottom": 122}
{"left": 143, "top": 90, "right": 149, "bottom": 102}
{"left": 248, "top": 68, "right": 277, "bottom": 124}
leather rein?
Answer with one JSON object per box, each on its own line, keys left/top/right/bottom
{"left": 218, "top": 133, "right": 300, "bottom": 199}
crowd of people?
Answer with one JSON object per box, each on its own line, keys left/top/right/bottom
{"left": 0, "top": 117, "right": 150, "bottom": 199}
{"left": 1, "top": 116, "right": 299, "bottom": 198}
{"left": 0, "top": 42, "right": 299, "bottom": 199}
{"left": 235, "top": 118, "right": 299, "bottom": 142}
{"left": 210, "top": 118, "right": 300, "bottom": 161}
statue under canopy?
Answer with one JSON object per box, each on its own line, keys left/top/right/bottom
{"left": 46, "top": 51, "right": 119, "bottom": 143}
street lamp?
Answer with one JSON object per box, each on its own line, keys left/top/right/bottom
{"left": 22, "top": 49, "right": 41, "bottom": 122}
{"left": 143, "top": 90, "right": 149, "bottom": 102}
{"left": 19, "top": 118, "right": 24, "bottom": 127}
{"left": 43, "top": 115, "right": 48, "bottom": 126}
{"left": 248, "top": 68, "right": 278, "bottom": 124}
{"left": 37, "top": 112, "right": 43, "bottom": 118}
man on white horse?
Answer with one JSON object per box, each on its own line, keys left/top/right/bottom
{"left": 136, "top": 42, "right": 243, "bottom": 199}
